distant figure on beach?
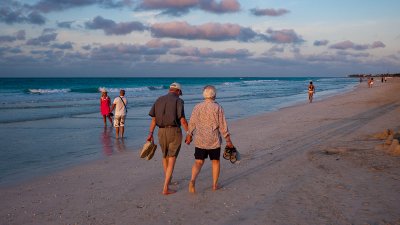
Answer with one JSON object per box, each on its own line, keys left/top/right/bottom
{"left": 147, "top": 82, "right": 190, "bottom": 195}
{"left": 185, "top": 85, "right": 234, "bottom": 193}
{"left": 359, "top": 77, "right": 363, "bottom": 83}
{"left": 385, "top": 77, "right": 387, "bottom": 82}
{"left": 308, "top": 81, "right": 315, "bottom": 103}
{"left": 368, "top": 78, "right": 374, "bottom": 88}
{"left": 100, "top": 90, "right": 113, "bottom": 126}
{"left": 110, "top": 90, "right": 127, "bottom": 139}
{"left": 381, "top": 77, "right": 384, "bottom": 83}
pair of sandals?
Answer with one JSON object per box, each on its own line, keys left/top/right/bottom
{"left": 223, "top": 146, "right": 237, "bottom": 163}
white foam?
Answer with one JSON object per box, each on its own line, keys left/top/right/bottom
{"left": 29, "top": 89, "right": 71, "bottom": 94}
{"left": 99, "top": 85, "right": 165, "bottom": 93}
{"left": 242, "top": 79, "right": 279, "bottom": 85}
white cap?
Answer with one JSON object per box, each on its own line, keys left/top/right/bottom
{"left": 170, "top": 82, "right": 182, "bottom": 95}
{"left": 170, "top": 82, "right": 182, "bottom": 90}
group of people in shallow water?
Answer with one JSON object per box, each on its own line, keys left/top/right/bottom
{"left": 100, "top": 81, "right": 316, "bottom": 195}
{"left": 100, "top": 89, "right": 128, "bottom": 139}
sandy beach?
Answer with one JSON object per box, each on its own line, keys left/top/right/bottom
{"left": 1, "top": 78, "right": 400, "bottom": 225}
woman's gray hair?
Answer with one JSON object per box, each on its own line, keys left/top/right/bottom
{"left": 203, "top": 85, "right": 216, "bottom": 99}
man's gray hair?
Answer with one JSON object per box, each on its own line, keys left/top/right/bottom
{"left": 203, "top": 85, "right": 216, "bottom": 99}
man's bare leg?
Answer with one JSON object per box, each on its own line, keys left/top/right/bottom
{"left": 212, "top": 160, "right": 220, "bottom": 190}
{"left": 162, "top": 156, "right": 176, "bottom": 195}
{"left": 115, "top": 127, "right": 119, "bottom": 139}
{"left": 121, "top": 126, "right": 124, "bottom": 138}
{"left": 189, "top": 160, "right": 204, "bottom": 193}
{"left": 162, "top": 157, "right": 168, "bottom": 174}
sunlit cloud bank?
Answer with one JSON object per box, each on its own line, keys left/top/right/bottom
{"left": 0, "top": 0, "right": 399, "bottom": 77}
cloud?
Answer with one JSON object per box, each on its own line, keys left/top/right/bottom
{"left": 199, "top": 0, "right": 240, "bottom": 13}
{"left": 329, "top": 40, "right": 386, "bottom": 51}
{"left": 90, "top": 41, "right": 182, "bottom": 61}
{"left": 371, "top": 41, "right": 385, "bottom": 48}
{"left": 267, "top": 45, "right": 285, "bottom": 54}
{"left": 264, "top": 28, "right": 304, "bottom": 44}
{"left": 0, "top": 46, "right": 10, "bottom": 55}
{"left": 57, "top": 21, "right": 74, "bottom": 28}
{"left": 139, "top": 0, "right": 198, "bottom": 10}
{"left": 150, "top": 22, "right": 304, "bottom": 44}
{"left": 32, "top": 0, "right": 132, "bottom": 13}
{"left": 137, "top": 0, "right": 240, "bottom": 16}
{"left": 51, "top": 41, "right": 74, "bottom": 50}
{"left": 170, "top": 46, "right": 252, "bottom": 58}
{"left": 313, "top": 40, "right": 329, "bottom": 46}
{"left": 82, "top": 45, "right": 92, "bottom": 50}
{"left": 250, "top": 8, "right": 289, "bottom": 17}
{"left": 0, "top": 46, "right": 23, "bottom": 56}
{"left": 150, "top": 21, "right": 259, "bottom": 41}
{"left": 0, "top": 0, "right": 46, "bottom": 25}
{"left": 336, "top": 50, "right": 370, "bottom": 58}
{"left": 26, "top": 30, "right": 57, "bottom": 45}
{"left": 0, "top": 30, "right": 25, "bottom": 43}
{"left": 9, "top": 47, "right": 22, "bottom": 53}
{"left": 85, "top": 16, "right": 146, "bottom": 35}
{"left": 145, "top": 39, "right": 181, "bottom": 48}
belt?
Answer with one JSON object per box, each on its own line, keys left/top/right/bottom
{"left": 158, "top": 125, "right": 178, "bottom": 128}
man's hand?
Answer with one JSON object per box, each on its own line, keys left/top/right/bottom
{"left": 146, "top": 133, "right": 153, "bottom": 142}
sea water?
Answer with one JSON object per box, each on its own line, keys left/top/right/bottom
{"left": 0, "top": 77, "right": 358, "bottom": 185}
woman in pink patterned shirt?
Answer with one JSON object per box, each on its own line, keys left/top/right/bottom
{"left": 186, "top": 85, "right": 235, "bottom": 193}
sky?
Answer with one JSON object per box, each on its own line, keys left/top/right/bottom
{"left": 0, "top": 0, "right": 399, "bottom": 77}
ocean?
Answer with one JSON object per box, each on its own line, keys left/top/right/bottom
{"left": 0, "top": 77, "right": 358, "bottom": 185}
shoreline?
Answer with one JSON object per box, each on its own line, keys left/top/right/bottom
{"left": 1, "top": 78, "right": 399, "bottom": 224}
{"left": 0, "top": 77, "right": 358, "bottom": 187}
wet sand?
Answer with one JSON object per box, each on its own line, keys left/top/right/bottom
{"left": 1, "top": 78, "right": 400, "bottom": 225}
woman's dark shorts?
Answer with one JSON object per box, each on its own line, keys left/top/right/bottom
{"left": 194, "top": 147, "right": 221, "bottom": 160}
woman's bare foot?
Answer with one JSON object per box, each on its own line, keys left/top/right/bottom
{"left": 189, "top": 181, "right": 196, "bottom": 193}
{"left": 212, "top": 184, "right": 221, "bottom": 191}
{"left": 162, "top": 189, "right": 176, "bottom": 195}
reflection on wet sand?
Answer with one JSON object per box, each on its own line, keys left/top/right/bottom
{"left": 101, "top": 127, "right": 113, "bottom": 156}
{"left": 115, "top": 138, "right": 126, "bottom": 152}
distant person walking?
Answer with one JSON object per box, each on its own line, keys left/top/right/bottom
{"left": 110, "top": 90, "right": 127, "bottom": 139}
{"left": 100, "top": 89, "right": 113, "bottom": 126}
{"left": 147, "top": 83, "right": 189, "bottom": 195}
{"left": 185, "top": 85, "right": 234, "bottom": 193}
{"left": 368, "top": 78, "right": 374, "bottom": 88}
{"left": 308, "top": 81, "right": 315, "bottom": 103}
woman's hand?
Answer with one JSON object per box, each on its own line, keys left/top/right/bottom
{"left": 226, "top": 140, "right": 234, "bottom": 148}
{"left": 185, "top": 135, "right": 192, "bottom": 145}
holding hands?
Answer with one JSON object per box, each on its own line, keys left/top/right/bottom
{"left": 185, "top": 134, "right": 192, "bottom": 145}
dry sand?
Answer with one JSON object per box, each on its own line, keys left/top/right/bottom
{"left": 1, "top": 78, "right": 400, "bottom": 225}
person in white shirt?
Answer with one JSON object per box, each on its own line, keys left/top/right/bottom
{"left": 110, "top": 89, "right": 128, "bottom": 139}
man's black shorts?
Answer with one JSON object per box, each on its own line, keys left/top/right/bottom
{"left": 194, "top": 147, "right": 221, "bottom": 160}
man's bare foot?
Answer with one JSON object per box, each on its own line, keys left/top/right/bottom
{"left": 212, "top": 184, "right": 221, "bottom": 191}
{"left": 162, "top": 190, "right": 176, "bottom": 195}
{"left": 189, "top": 181, "right": 196, "bottom": 193}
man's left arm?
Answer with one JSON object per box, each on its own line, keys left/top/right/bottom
{"left": 178, "top": 99, "right": 191, "bottom": 144}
